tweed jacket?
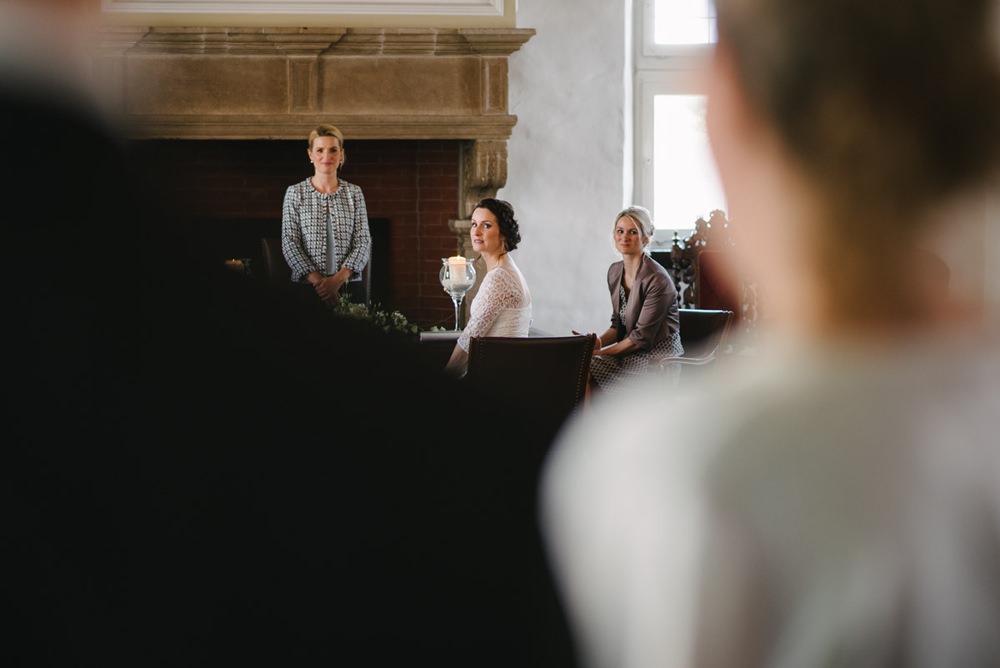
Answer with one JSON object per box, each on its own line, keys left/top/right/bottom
{"left": 281, "top": 178, "right": 372, "bottom": 284}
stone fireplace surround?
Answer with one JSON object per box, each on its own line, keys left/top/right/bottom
{"left": 95, "top": 25, "right": 533, "bottom": 327}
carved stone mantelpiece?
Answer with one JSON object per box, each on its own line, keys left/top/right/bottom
{"left": 91, "top": 26, "right": 532, "bottom": 142}
{"left": 459, "top": 139, "right": 507, "bottom": 218}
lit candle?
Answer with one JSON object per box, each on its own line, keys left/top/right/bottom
{"left": 448, "top": 255, "right": 469, "bottom": 290}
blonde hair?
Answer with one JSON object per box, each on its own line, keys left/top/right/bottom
{"left": 308, "top": 124, "right": 344, "bottom": 151}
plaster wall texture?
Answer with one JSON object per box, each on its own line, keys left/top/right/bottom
{"left": 500, "top": 0, "right": 629, "bottom": 336}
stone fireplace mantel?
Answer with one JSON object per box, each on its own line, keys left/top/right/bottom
{"left": 91, "top": 25, "right": 534, "bottom": 217}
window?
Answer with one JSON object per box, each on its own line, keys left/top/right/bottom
{"left": 633, "top": 0, "right": 723, "bottom": 243}
{"left": 652, "top": 0, "right": 716, "bottom": 47}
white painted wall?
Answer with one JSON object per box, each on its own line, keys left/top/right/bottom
{"left": 499, "top": 0, "right": 630, "bottom": 336}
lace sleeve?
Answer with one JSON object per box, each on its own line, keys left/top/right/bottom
{"left": 457, "top": 269, "right": 524, "bottom": 351}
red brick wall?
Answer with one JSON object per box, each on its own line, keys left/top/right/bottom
{"left": 129, "top": 138, "right": 463, "bottom": 329}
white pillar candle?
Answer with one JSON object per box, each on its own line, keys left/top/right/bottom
{"left": 448, "top": 255, "right": 467, "bottom": 290}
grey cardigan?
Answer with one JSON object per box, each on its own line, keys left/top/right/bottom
{"left": 606, "top": 253, "right": 680, "bottom": 350}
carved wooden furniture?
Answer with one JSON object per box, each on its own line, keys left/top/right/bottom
{"left": 260, "top": 236, "right": 291, "bottom": 288}
{"left": 651, "top": 209, "right": 758, "bottom": 343}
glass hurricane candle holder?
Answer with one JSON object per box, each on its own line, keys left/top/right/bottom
{"left": 439, "top": 256, "right": 477, "bottom": 331}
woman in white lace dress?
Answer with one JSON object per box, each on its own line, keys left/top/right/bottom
{"left": 444, "top": 198, "right": 532, "bottom": 377}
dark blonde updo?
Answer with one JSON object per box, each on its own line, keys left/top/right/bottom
{"left": 474, "top": 198, "right": 521, "bottom": 251}
{"left": 715, "top": 0, "right": 1000, "bottom": 322}
{"left": 715, "top": 0, "right": 1000, "bottom": 225}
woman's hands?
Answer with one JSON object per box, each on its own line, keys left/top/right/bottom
{"left": 309, "top": 269, "right": 352, "bottom": 304}
{"left": 314, "top": 275, "right": 346, "bottom": 303}
{"left": 444, "top": 344, "right": 469, "bottom": 378}
{"left": 573, "top": 330, "right": 604, "bottom": 356}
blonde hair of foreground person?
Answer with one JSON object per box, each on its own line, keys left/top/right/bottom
{"left": 540, "top": 1, "right": 1000, "bottom": 667}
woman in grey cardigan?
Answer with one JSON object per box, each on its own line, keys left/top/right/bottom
{"left": 574, "top": 205, "right": 682, "bottom": 396}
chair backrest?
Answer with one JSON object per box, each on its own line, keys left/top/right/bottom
{"left": 357, "top": 246, "right": 372, "bottom": 306}
{"left": 466, "top": 334, "right": 597, "bottom": 452}
{"left": 696, "top": 250, "right": 739, "bottom": 314}
{"left": 653, "top": 309, "right": 735, "bottom": 387}
{"left": 678, "top": 308, "right": 735, "bottom": 360}
{"left": 260, "top": 236, "right": 291, "bottom": 287}
{"left": 259, "top": 236, "right": 372, "bottom": 305}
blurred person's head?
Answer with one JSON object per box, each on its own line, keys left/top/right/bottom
{"left": 706, "top": 0, "right": 1000, "bottom": 332}
{"left": 0, "top": 0, "right": 103, "bottom": 97}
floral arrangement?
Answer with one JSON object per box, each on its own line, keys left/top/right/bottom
{"left": 328, "top": 293, "right": 423, "bottom": 337}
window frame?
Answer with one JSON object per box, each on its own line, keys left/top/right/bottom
{"left": 632, "top": 0, "right": 717, "bottom": 246}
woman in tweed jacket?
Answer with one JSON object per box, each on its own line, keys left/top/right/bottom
{"left": 282, "top": 124, "right": 372, "bottom": 307}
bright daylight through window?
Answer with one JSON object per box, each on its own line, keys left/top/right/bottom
{"left": 655, "top": 0, "right": 716, "bottom": 45}
{"left": 653, "top": 94, "right": 722, "bottom": 234}
{"left": 635, "top": 0, "right": 724, "bottom": 240}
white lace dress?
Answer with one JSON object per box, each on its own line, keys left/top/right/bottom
{"left": 457, "top": 267, "right": 532, "bottom": 352}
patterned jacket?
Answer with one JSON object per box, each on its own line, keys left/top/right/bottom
{"left": 281, "top": 178, "right": 372, "bottom": 283}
